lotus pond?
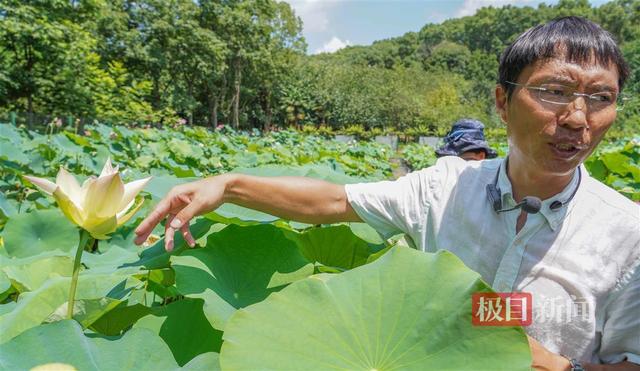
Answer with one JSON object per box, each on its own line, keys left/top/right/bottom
{"left": 0, "top": 123, "right": 637, "bottom": 370}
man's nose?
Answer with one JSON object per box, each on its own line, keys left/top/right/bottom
{"left": 560, "top": 96, "right": 589, "bottom": 130}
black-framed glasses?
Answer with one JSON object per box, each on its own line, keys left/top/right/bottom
{"left": 505, "top": 81, "right": 629, "bottom": 111}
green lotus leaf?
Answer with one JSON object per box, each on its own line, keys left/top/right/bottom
{"left": 0, "top": 274, "right": 142, "bottom": 343}
{"left": 0, "top": 124, "right": 24, "bottom": 145}
{"left": 133, "top": 298, "right": 223, "bottom": 366}
{"left": 144, "top": 175, "right": 199, "bottom": 201}
{"left": 0, "top": 140, "right": 30, "bottom": 165}
{"left": 0, "top": 253, "right": 74, "bottom": 293}
{"left": 220, "top": 247, "right": 531, "bottom": 370}
{"left": 171, "top": 224, "right": 314, "bottom": 330}
{"left": 283, "top": 225, "right": 372, "bottom": 270}
{"left": 349, "top": 222, "right": 385, "bottom": 244}
{"left": 0, "top": 320, "right": 220, "bottom": 370}
{"left": 182, "top": 352, "right": 221, "bottom": 371}
{"left": 45, "top": 297, "right": 123, "bottom": 329}
{"left": 2, "top": 209, "right": 79, "bottom": 258}
{"left": 81, "top": 246, "right": 140, "bottom": 274}
{"left": 89, "top": 303, "right": 152, "bottom": 336}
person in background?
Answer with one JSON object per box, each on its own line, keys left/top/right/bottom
{"left": 435, "top": 118, "right": 498, "bottom": 161}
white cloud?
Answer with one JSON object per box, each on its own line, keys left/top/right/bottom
{"left": 456, "top": 0, "right": 539, "bottom": 17}
{"left": 287, "top": 0, "right": 340, "bottom": 33}
{"left": 314, "top": 36, "right": 351, "bottom": 54}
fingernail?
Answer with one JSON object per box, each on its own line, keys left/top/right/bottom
{"left": 166, "top": 240, "right": 174, "bottom": 252}
{"left": 170, "top": 218, "right": 182, "bottom": 229}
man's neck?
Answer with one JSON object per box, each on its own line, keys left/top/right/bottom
{"left": 506, "top": 156, "right": 575, "bottom": 203}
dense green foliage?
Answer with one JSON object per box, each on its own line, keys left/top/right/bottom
{"left": 0, "top": 123, "right": 393, "bottom": 221}
{"left": 584, "top": 137, "right": 640, "bottom": 201}
{"left": 1, "top": 0, "right": 638, "bottom": 135}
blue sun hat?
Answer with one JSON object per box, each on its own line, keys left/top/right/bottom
{"left": 435, "top": 119, "right": 498, "bottom": 158}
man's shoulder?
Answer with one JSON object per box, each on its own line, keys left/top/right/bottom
{"left": 580, "top": 170, "right": 640, "bottom": 222}
{"left": 420, "top": 156, "right": 500, "bottom": 179}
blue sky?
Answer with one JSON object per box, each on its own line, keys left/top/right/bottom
{"left": 285, "top": 0, "right": 613, "bottom": 54}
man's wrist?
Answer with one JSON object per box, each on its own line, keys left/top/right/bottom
{"left": 563, "top": 356, "right": 585, "bottom": 371}
{"left": 220, "top": 173, "right": 241, "bottom": 203}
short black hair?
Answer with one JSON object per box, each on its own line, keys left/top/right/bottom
{"left": 499, "top": 16, "right": 629, "bottom": 99}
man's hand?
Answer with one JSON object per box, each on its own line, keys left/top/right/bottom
{"left": 528, "top": 336, "right": 571, "bottom": 371}
{"left": 134, "top": 175, "right": 230, "bottom": 251}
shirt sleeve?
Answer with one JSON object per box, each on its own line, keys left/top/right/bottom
{"left": 344, "top": 156, "right": 462, "bottom": 241}
{"left": 598, "top": 263, "right": 640, "bottom": 365}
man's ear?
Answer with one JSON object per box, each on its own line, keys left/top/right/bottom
{"left": 495, "top": 84, "right": 508, "bottom": 124}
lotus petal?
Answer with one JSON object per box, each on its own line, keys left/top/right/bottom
{"left": 52, "top": 188, "right": 85, "bottom": 227}
{"left": 118, "top": 177, "right": 151, "bottom": 212}
{"left": 99, "top": 157, "right": 118, "bottom": 177}
{"left": 56, "top": 167, "right": 83, "bottom": 207}
{"left": 83, "top": 172, "right": 124, "bottom": 219}
{"left": 23, "top": 176, "right": 57, "bottom": 195}
{"left": 116, "top": 197, "right": 145, "bottom": 227}
{"left": 82, "top": 215, "right": 118, "bottom": 240}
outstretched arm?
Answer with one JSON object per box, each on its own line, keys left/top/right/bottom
{"left": 134, "top": 173, "right": 361, "bottom": 251}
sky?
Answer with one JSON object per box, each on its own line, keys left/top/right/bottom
{"left": 285, "top": 0, "right": 613, "bottom": 54}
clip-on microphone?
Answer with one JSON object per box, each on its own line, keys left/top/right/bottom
{"left": 486, "top": 159, "right": 581, "bottom": 215}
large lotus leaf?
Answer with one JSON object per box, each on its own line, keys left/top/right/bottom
{"left": 0, "top": 273, "right": 142, "bottom": 343}
{"left": 0, "top": 253, "right": 73, "bottom": 292}
{"left": 349, "top": 222, "right": 385, "bottom": 244}
{"left": 0, "top": 139, "right": 30, "bottom": 165}
{"left": 169, "top": 138, "right": 204, "bottom": 161}
{"left": 81, "top": 246, "right": 140, "bottom": 274}
{"left": 144, "top": 175, "right": 199, "bottom": 201}
{"left": 0, "top": 320, "right": 220, "bottom": 370}
{"left": 220, "top": 247, "right": 531, "bottom": 370}
{"left": 283, "top": 225, "right": 372, "bottom": 270}
{"left": 89, "top": 303, "right": 152, "bottom": 336}
{"left": 171, "top": 224, "right": 314, "bottom": 330}
{"left": 0, "top": 124, "right": 23, "bottom": 145}
{"left": 133, "top": 298, "right": 223, "bottom": 366}
{"left": 45, "top": 297, "right": 123, "bottom": 329}
{"left": 182, "top": 352, "right": 221, "bottom": 370}
{"left": 50, "top": 133, "right": 84, "bottom": 156}
{"left": 205, "top": 203, "right": 279, "bottom": 225}
{"left": 601, "top": 151, "right": 632, "bottom": 176}
{"left": 2, "top": 209, "right": 79, "bottom": 258}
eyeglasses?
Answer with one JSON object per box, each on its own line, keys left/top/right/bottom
{"left": 505, "top": 81, "right": 629, "bottom": 111}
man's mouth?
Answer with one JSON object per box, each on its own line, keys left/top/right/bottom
{"left": 549, "top": 142, "right": 585, "bottom": 158}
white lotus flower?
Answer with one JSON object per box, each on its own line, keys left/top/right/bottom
{"left": 24, "top": 158, "right": 151, "bottom": 239}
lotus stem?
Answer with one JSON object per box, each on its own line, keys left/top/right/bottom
{"left": 67, "top": 229, "right": 94, "bottom": 320}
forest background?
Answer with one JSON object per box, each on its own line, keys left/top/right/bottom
{"left": 1, "top": 0, "right": 638, "bottom": 140}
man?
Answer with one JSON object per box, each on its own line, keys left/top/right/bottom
{"left": 135, "top": 17, "right": 639, "bottom": 370}
{"left": 435, "top": 118, "right": 498, "bottom": 161}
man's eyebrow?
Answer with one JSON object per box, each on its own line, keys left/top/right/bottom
{"left": 589, "top": 83, "right": 617, "bottom": 92}
{"left": 535, "top": 76, "right": 576, "bottom": 85}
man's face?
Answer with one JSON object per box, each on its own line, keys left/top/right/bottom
{"left": 496, "top": 56, "right": 619, "bottom": 176}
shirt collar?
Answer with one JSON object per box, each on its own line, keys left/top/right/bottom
{"left": 496, "top": 158, "right": 583, "bottom": 231}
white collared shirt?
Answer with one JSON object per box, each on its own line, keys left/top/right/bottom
{"left": 345, "top": 156, "right": 640, "bottom": 364}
